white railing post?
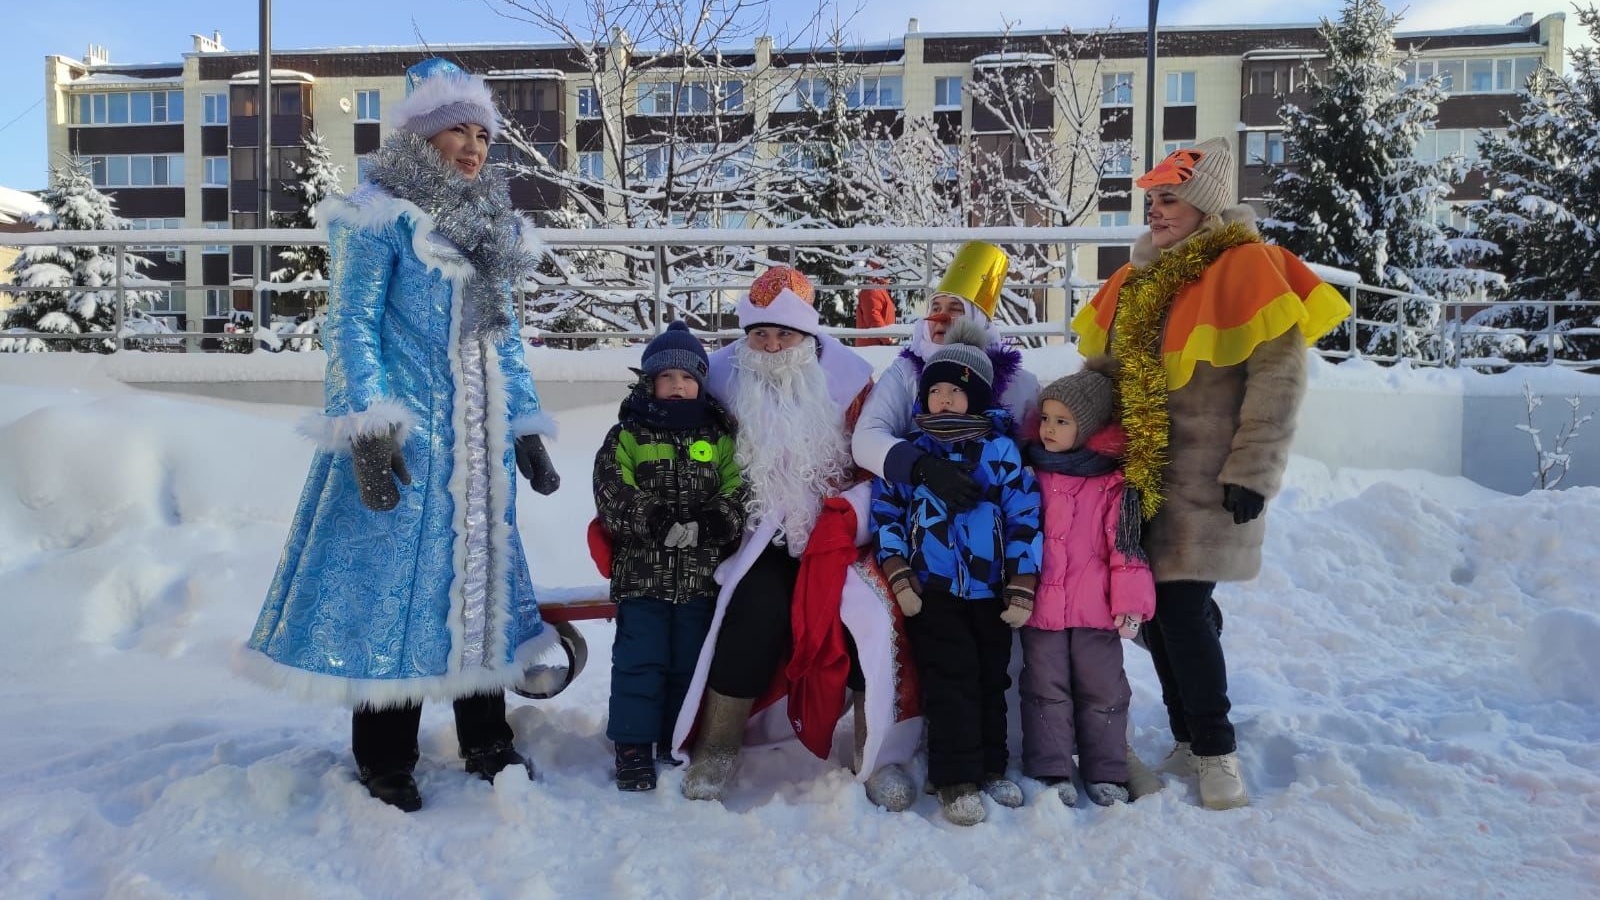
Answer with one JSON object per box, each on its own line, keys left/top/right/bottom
{"left": 113, "top": 247, "right": 125, "bottom": 353}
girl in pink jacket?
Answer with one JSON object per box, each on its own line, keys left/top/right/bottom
{"left": 1020, "top": 358, "right": 1156, "bottom": 807}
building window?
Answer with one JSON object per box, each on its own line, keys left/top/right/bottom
{"left": 1404, "top": 56, "right": 1541, "bottom": 94}
{"left": 636, "top": 82, "right": 675, "bottom": 115}
{"left": 202, "top": 156, "right": 229, "bottom": 187}
{"left": 934, "top": 76, "right": 963, "bottom": 110}
{"left": 355, "top": 89, "right": 380, "bottom": 122}
{"left": 144, "top": 290, "right": 181, "bottom": 313}
{"left": 87, "top": 154, "right": 185, "bottom": 187}
{"left": 788, "top": 78, "right": 830, "bottom": 111}
{"left": 73, "top": 90, "right": 184, "bottom": 125}
{"left": 205, "top": 289, "right": 232, "bottom": 318}
{"left": 938, "top": 144, "right": 959, "bottom": 181}
{"left": 626, "top": 144, "right": 670, "bottom": 181}
{"left": 1245, "top": 131, "right": 1285, "bottom": 165}
{"left": 578, "top": 150, "right": 604, "bottom": 180}
{"left": 577, "top": 86, "right": 601, "bottom": 119}
{"left": 1165, "top": 71, "right": 1196, "bottom": 105}
{"left": 126, "top": 217, "right": 185, "bottom": 253}
{"left": 202, "top": 92, "right": 228, "bottom": 125}
{"left": 635, "top": 81, "right": 742, "bottom": 115}
{"left": 356, "top": 154, "right": 374, "bottom": 182}
{"left": 1163, "top": 140, "right": 1196, "bottom": 155}
{"left": 1104, "top": 144, "right": 1133, "bottom": 176}
{"left": 203, "top": 221, "right": 229, "bottom": 254}
{"left": 1099, "top": 211, "right": 1131, "bottom": 227}
{"left": 848, "top": 76, "right": 902, "bottom": 109}
{"left": 1415, "top": 128, "right": 1502, "bottom": 164}
{"left": 1101, "top": 73, "right": 1134, "bottom": 107}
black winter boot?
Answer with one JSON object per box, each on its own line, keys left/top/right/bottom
{"left": 359, "top": 769, "right": 422, "bottom": 812}
{"left": 463, "top": 740, "right": 533, "bottom": 782}
{"left": 615, "top": 743, "right": 658, "bottom": 791}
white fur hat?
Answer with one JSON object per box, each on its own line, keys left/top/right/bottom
{"left": 388, "top": 58, "right": 501, "bottom": 141}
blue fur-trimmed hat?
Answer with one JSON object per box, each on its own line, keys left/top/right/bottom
{"left": 389, "top": 58, "right": 502, "bottom": 140}
{"left": 642, "top": 321, "right": 709, "bottom": 385}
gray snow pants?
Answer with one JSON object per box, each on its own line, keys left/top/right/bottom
{"left": 1018, "top": 627, "right": 1131, "bottom": 784}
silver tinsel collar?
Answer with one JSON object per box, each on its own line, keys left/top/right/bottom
{"left": 367, "top": 131, "right": 537, "bottom": 336}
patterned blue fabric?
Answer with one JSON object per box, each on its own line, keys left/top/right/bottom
{"left": 246, "top": 191, "right": 549, "bottom": 704}
{"left": 872, "top": 409, "right": 1042, "bottom": 600}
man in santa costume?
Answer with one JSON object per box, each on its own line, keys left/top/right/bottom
{"left": 673, "top": 267, "right": 922, "bottom": 811}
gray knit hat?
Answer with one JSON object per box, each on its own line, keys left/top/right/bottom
{"left": 921, "top": 318, "right": 995, "bottom": 411}
{"left": 1135, "top": 136, "right": 1234, "bottom": 216}
{"left": 1039, "top": 356, "right": 1117, "bottom": 448}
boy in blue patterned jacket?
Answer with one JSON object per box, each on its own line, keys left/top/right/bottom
{"left": 870, "top": 319, "right": 1042, "bottom": 826}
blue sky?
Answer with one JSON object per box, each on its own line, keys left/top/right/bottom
{"left": 0, "top": 0, "right": 1578, "bottom": 190}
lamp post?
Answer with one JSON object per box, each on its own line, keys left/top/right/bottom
{"left": 1143, "top": 0, "right": 1159, "bottom": 222}
{"left": 257, "top": 0, "right": 272, "bottom": 336}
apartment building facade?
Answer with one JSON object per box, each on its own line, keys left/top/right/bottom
{"left": 43, "top": 14, "right": 1564, "bottom": 331}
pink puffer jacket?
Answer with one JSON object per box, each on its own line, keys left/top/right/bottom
{"left": 1030, "top": 431, "right": 1157, "bottom": 632}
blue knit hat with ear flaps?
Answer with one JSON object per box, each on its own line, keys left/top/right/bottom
{"left": 642, "top": 321, "right": 710, "bottom": 386}
{"left": 388, "top": 58, "right": 502, "bottom": 140}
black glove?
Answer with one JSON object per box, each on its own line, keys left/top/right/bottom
{"left": 1221, "top": 483, "right": 1265, "bottom": 525}
{"left": 352, "top": 430, "right": 411, "bottom": 512}
{"left": 912, "top": 454, "right": 982, "bottom": 512}
{"left": 515, "top": 434, "right": 560, "bottom": 495}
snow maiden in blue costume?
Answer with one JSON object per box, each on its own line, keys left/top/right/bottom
{"left": 239, "top": 59, "right": 561, "bottom": 812}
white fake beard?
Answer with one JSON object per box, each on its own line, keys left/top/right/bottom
{"left": 729, "top": 339, "right": 851, "bottom": 551}
{"left": 907, "top": 303, "right": 995, "bottom": 361}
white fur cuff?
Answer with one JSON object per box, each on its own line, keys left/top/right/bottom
{"left": 510, "top": 411, "right": 559, "bottom": 439}
{"left": 298, "top": 399, "right": 418, "bottom": 452}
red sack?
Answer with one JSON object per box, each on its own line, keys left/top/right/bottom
{"left": 586, "top": 517, "right": 613, "bottom": 579}
{"left": 783, "top": 497, "right": 856, "bottom": 760}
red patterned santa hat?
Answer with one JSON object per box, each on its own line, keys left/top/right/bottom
{"left": 737, "top": 266, "right": 820, "bottom": 335}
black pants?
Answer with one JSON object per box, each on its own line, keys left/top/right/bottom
{"left": 1141, "top": 581, "right": 1235, "bottom": 757}
{"left": 708, "top": 543, "right": 866, "bottom": 699}
{"left": 351, "top": 691, "right": 513, "bottom": 777}
{"left": 904, "top": 589, "right": 1013, "bottom": 787}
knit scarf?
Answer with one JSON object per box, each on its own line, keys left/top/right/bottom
{"left": 366, "top": 131, "right": 538, "bottom": 337}
{"left": 1112, "top": 223, "right": 1260, "bottom": 521}
{"left": 913, "top": 412, "right": 995, "bottom": 445}
{"left": 1026, "top": 437, "right": 1145, "bottom": 562}
{"left": 620, "top": 378, "right": 717, "bottom": 431}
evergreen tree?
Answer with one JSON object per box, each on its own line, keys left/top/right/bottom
{"left": 3, "top": 158, "right": 162, "bottom": 353}
{"left": 1465, "top": 6, "right": 1600, "bottom": 367}
{"left": 271, "top": 131, "right": 343, "bottom": 349}
{"left": 1261, "top": 0, "right": 1493, "bottom": 360}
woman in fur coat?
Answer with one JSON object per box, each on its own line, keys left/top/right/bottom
{"left": 1072, "top": 136, "right": 1350, "bottom": 810}
{"left": 240, "top": 59, "right": 560, "bottom": 812}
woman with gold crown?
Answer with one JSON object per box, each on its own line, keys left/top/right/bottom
{"left": 1072, "top": 137, "right": 1350, "bottom": 810}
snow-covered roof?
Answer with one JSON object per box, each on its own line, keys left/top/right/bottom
{"left": 972, "top": 52, "right": 1055, "bottom": 66}
{"left": 70, "top": 73, "right": 186, "bottom": 86}
{"left": 485, "top": 69, "right": 568, "bottom": 80}
{"left": 231, "top": 69, "right": 316, "bottom": 82}
{"left": 0, "top": 187, "right": 45, "bottom": 226}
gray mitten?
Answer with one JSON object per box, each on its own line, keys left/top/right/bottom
{"left": 664, "top": 520, "right": 700, "bottom": 549}
{"left": 352, "top": 429, "right": 411, "bottom": 511}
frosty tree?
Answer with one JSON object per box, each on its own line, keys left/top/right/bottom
{"left": 3, "top": 157, "right": 164, "bottom": 353}
{"left": 270, "top": 131, "right": 343, "bottom": 348}
{"left": 1465, "top": 5, "right": 1600, "bottom": 367}
{"left": 1261, "top": 0, "right": 1494, "bottom": 360}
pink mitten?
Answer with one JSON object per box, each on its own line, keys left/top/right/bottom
{"left": 1115, "top": 614, "right": 1142, "bottom": 641}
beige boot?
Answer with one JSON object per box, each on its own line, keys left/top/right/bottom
{"left": 1194, "top": 752, "right": 1250, "bottom": 810}
{"left": 1125, "top": 747, "right": 1164, "bottom": 800}
{"left": 1158, "top": 741, "right": 1195, "bottom": 775}
{"left": 681, "top": 690, "right": 753, "bottom": 802}
{"left": 854, "top": 695, "right": 915, "bottom": 811}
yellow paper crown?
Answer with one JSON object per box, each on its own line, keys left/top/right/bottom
{"left": 934, "top": 241, "right": 1009, "bottom": 318}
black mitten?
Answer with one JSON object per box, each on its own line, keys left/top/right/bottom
{"left": 1221, "top": 483, "right": 1266, "bottom": 525}
{"left": 515, "top": 434, "right": 561, "bottom": 495}
{"left": 912, "top": 454, "right": 981, "bottom": 512}
{"left": 352, "top": 430, "right": 411, "bottom": 511}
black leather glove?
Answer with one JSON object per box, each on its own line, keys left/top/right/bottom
{"left": 1221, "top": 483, "right": 1266, "bottom": 525}
{"left": 352, "top": 430, "right": 411, "bottom": 511}
{"left": 912, "top": 454, "right": 981, "bottom": 512}
{"left": 515, "top": 434, "right": 560, "bottom": 495}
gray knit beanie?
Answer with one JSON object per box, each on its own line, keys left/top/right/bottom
{"left": 920, "top": 318, "right": 996, "bottom": 411}
{"left": 1039, "top": 356, "right": 1117, "bottom": 447}
{"left": 1136, "top": 136, "right": 1234, "bottom": 216}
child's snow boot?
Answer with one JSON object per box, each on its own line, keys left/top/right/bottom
{"left": 615, "top": 743, "right": 657, "bottom": 791}
{"left": 1125, "top": 747, "right": 1164, "bottom": 799}
{"left": 1194, "top": 752, "right": 1249, "bottom": 810}
{"left": 1038, "top": 775, "right": 1078, "bottom": 806}
{"left": 937, "top": 783, "right": 987, "bottom": 826}
{"left": 981, "top": 774, "right": 1024, "bottom": 809}
{"left": 1158, "top": 741, "right": 1195, "bottom": 775}
{"left": 1086, "top": 781, "right": 1131, "bottom": 806}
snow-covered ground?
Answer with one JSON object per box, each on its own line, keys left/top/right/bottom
{"left": 0, "top": 366, "right": 1596, "bottom": 900}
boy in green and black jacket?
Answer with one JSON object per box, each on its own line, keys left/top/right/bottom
{"left": 593, "top": 321, "right": 747, "bottom": 792}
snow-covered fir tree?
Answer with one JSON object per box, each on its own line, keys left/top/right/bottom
{"left": 3, "top": 158, "right": 163, "bottom": 353}
{"left": 1261, "top": 0, "right": 1495, "bottom": 360}
{"left": 270, "top": 132, "right": 343, "bottom": 350}
{"left": 1465, "top": 5, "right": 1600, "bottom": 366}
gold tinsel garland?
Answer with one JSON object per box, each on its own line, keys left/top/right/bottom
{"left": 1110, "top": 223, "right": 1261, "bottom": 520}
